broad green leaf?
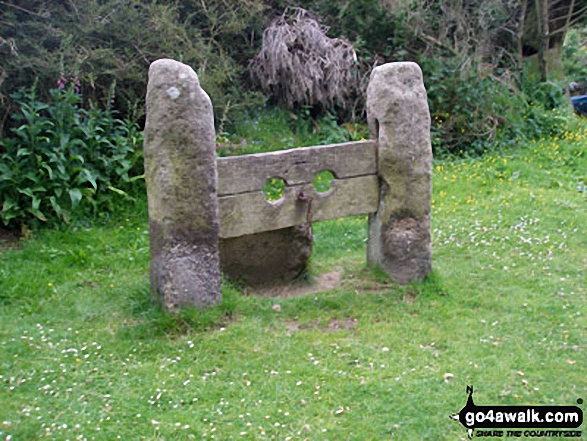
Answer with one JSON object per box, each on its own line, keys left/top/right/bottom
{"left": 2, "top": 198, "right": 17, "bottom": 212}
{"left": 82, "top": 169, "right": 97, "bottom": 190}
{"left": 28, "top": 209, "right": 47, "bottom": 222}
{"left": 31, "top": 196, "right": 41, "bottom": 211}
{"left": 69, "top": 188, "right": 82, "bottom": 209}
{"left": 18, "top": 187, "right": 34, "bottom": 197}
{"left": 41, "top": 163, "right": 54, "bottom": 179}
{"left": 1, "top": 211, "right": 17, "bottom": 224}
{"left": 68, "top": 155, "right": 84, "bottom": 164}
{"left": 59, "top": 133, "right": 70, "bottom": 149}
{"left": 49, "top": 196, "right": 63, "bottom": 218}
{"left": 70, "top": 139, "right": 88, "bottom": 150}
{"left": 0, "top": 164, "right": 14, "bottom": 181}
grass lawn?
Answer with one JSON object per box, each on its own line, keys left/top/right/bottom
{"left": 0, "top": 118, "right": 586, "bottom": 440}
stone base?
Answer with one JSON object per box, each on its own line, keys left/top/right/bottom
{"left": 367, "top": 214, "right": 431, "bottom": 284}
{"left": 151, "top": 244, "right": 221, "bottom": 311}
{"left": 220, "top": 225, "right": 313, "bottom": 287}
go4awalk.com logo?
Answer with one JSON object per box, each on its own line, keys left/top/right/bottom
{"left": 450, "top": 386, "right": 583, "bottom": 439}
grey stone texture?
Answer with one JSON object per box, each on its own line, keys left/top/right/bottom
{"left": 366, "top": 62, "right": 433, "bottom": 284}
{"left": 143, "top": 58, "right": 433, "bottom": 307}
{"left": 143, "top": 59, "right": 221, "bottom": 310}
{"left": 219, "top": 225, "right": 313, "bottom": 287}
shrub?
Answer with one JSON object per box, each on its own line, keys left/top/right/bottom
{"left": 0, "top": 0, "right": 269, "bottom": 137}
{"left": 563, "top": 25, "right": 587, "bottom": 82}
{"left": 249, "top": 8, "right": 359, "bottom": 111}
{"left": 0, "top": 83, "right": 144, "bottom": 229}
{"left": 418, "top": 51, "right": 584, "bottom": 157}
{"left": 419, "top": 57, "right": 514, "bottom": 155}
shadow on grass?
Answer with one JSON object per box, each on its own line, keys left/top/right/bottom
{"left": 121, "top": 281, "right": 241, "bottom": 339}
{"left": 120, "top": 268, "right": 448, "bottom": 340}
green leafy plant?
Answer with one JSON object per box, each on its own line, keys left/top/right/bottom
{"left": 420, "top": 57, "right": 516, "bottom": 155}
{"left": 0, "top": 0, "right": 269, "bottom": 137}
{"left": 523, "top": 79, "right": 568, "bottom": 110}
{"left": 0, "top": 84, "right": 144, "bottom": 228}
{"left": 419, "top": 54, "right": 578, "bottom": 157}
{"left": 563, "top": 25, "right": 587, "bottom": 81}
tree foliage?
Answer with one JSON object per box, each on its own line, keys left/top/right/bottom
{"left": 0, "top": 0, "right": 268, "bottom": 136}
{"left": 563, "top": 25, "right": 587, "bottom": 81}
{"left": 0, "top": 0, "right": 585, "bottom": 150}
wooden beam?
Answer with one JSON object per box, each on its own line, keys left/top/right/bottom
{"left": 217, "top": 140, "right": 377, "bottom": 196}
{"left": 218, "top": 175, "right": 379, "bottom": 238}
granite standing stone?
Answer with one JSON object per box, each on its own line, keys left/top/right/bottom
{"left": 366, "top": 62, "right": 433, "bottom": 284}
{"left": 144, "top": 59, "right": 221, "bottom": 310}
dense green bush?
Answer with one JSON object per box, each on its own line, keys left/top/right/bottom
{"left": 0, "top": 0, "right": 409, "bottom": 133}
{"left": 1, "top": 0, "right": 583, "bottom": 171}
{"left": 0, "top": 84, "right": 144, "bottom": 228}
{"left": 563, "top": 26, "right": 587, "bottom": 82}
{"left": 0, "top": 0, "right": 269, "bottom": 136}
{"left": 421, "top": 58, "right": 502, "bottom": 155}
{"left": 419, "top": 54, "right": 580, "bottom": 156}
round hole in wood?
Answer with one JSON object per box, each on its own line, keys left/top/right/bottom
{"left": 263, "top": 177, "right": 286, "bottom": 202}
{"left": 313, "top": 170, "right": 335, "bottom": 193}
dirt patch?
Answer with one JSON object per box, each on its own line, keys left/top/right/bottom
{"left": 404, "top": 290, "right": 416, "bottom": 303}
{"left": 323, "top": 317, "right": 358, "bottom": 331}
{"left": 244, "top": 270, "right": 342, "bottom": 298}
{"left": 0, "top": 226, "right": 21, "bottom": 249}
{"left": 285, "top": 321, "right": 303, "bottom": 332}
{"left": 286, "top": 317, "right": 358, "bottom": 332}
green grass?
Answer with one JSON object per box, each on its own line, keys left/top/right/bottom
{"left": 217, "top": 107, "right": 368, "bottom": 157}
{"left": 0, "top": 118, "right": 586, "bottom": 440}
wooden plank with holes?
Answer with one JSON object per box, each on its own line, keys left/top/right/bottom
{"left": 217, "top": 140, "right": 377, "bottom": 196}
{"left": 218, "top": 175, "right": 379, "bottom": 238}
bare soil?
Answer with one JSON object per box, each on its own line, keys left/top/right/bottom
{"left": 285, "top": 317, "right": 358, "bottom": 333}
{"left": 243, "top": 269, "right": 342, "bottom": 298}
{"left": 0, "top": 226, "right": 21, "bottom": 249}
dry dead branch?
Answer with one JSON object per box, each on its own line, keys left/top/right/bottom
{"left": 249, "top": 8, "right": 358, "bottom": 110}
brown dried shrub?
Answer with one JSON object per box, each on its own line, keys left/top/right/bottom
{"left": 249, "top": 8, "right": 359, "bottom": 111}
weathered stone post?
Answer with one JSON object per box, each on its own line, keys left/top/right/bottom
{"left": 144, "top": 59, "right": 221, "bottom": 310}
{"left": 366, "top": 62, "right": 432, "bottom": 284}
